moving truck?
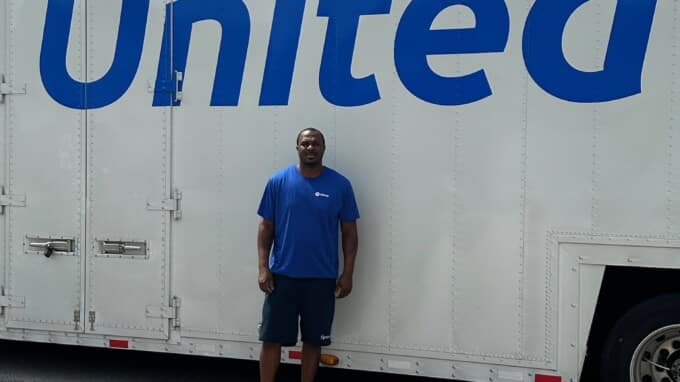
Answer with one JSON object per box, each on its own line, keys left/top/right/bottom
{"left": 0, "top": 1, "right": 677, "bottom": 381}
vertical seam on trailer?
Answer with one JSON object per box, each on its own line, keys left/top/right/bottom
{"left": 388, "top": 91, "right": 395, "bottom": 350}
{"left": 450, "top": 7, "right": 461, "bottom": 354}
{"left": 544, "top": 234, "right": 554, "bottom": 362}
{"left": 160, "top": 106, "right": 169, "bottom": 328}
{"left": 519, "top": 4, "right": 530, "bottom": 356}
{"left": 534, "top": 19, "right": 553, "bottom": 365}
{"left": 78, "top": 0, "right": 87, "bottom": 322}
{"left": 160, "top": 4, "right": 170, "bottom": 331}
{"left": 1, "top": 0, "right": 7, "bottom": 305}
{"left": 388, "top": 18, "right": 398, "bottom": 349}
{"left": 667, "top": 0, "right": 677, "bottom": 239}
{"left": 86, "top": 0, "right": 96, "bottom": 317}
{"left": 5, "top": 0, "right": 14, "bottom": 308}
{"left": 590, "top": 1, "right": 602, "bottom": 234}
{"left": 164, "top": 0, "right": 175, "bottom": 334}
{"left": 450, "top": 116, "right": 459, "bottom": 354}
{"left": 218, "top": 104, "right": 225, "bottom": 334}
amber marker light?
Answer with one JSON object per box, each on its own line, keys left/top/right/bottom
{"left": 320, "top": 354, "right": 340, "bottom": 366}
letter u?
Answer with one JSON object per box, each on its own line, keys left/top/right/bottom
{"left": 40, "top": 0, "right": 149, "bottom": 109}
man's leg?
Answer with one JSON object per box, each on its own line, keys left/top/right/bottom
{"left": 260, "top": 342, "right": 281, "bottom": 382}
{"left": 259, "top": 275, "right": 298, "bottom": 382}
{"left": 299, "top": 278, "right": 336, "bottom": 382}
{"left": 301, "top": 342, "right": 321, "bottom": 382}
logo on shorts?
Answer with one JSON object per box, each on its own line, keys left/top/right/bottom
{"left": 314, "top": 192, "right": 330, "bottom": 198}
{"left": 320, "top": 335, "right": 331, "bottom": 341}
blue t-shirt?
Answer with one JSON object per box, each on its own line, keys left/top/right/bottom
{"left": 257, "top": 165, "right": 360, "bottom": 279}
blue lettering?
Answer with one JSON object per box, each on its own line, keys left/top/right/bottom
{"left": 317, "top": 0, "right": 391, "bottom": 107}
{"left": 394, "top": 0, "right": 510, "bottom": 106}
{"left": 259, "top": 0, "right": 306, "bottom": 106}
{"left": 40, "top": 0, "right": 148, "bottom": 110}
{"left": 153, "top": 0, "right": 250, "bottom": 107}
{"left": 38, "top": 0, "right": 659, "bottom": 109}
{"left": 523, "top": 0, "right": 657, "bottom": 103}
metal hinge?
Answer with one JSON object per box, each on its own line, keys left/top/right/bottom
{"left": 145, "top": 305, "right": 175, "bottom": 319}
{"left": 150, "top": 70, "right": 183, "bottom": 103}
{"left": 146, "top": 189, "right": 182, "bottom": 220}
{"left": 146, "top": 296, "right": 181, "bottom": 329}
{"left": 73, "top": 310, "right": 80, "bottom": 330}
{"left": 0, "top": 294, "right": 25, "bottom": 308}
{"left": 0, "top": 186, "right": 26, "bottom": 214}
{"left": 89, "top": 311, "right": 96, "bottom": 331}
{"left": 172, "top": 296, "right": 181, "bottom": 329}
{"left": 0, "top": 74, "right": 26, "bottom": 103}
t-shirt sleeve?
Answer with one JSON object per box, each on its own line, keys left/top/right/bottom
{"left": 257, "top": 179, "right": 276, "bottom": 222}
{"left": 340, "top": 181, "right": 360, "bottom": 222}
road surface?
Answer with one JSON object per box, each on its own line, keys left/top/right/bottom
{"left": 0, "top": 340, "right": 453, "bottom": 381}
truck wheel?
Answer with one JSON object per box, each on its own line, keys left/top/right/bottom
{"left": 601, "top": 294, "right": 680, "bottom": 382}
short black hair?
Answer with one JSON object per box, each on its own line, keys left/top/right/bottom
{"left": 296, "top": 128, "right": 325, "bottom": 145}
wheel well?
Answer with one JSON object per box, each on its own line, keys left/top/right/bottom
{"left": 580, "top": 266, "right": 680, "bottom": 381}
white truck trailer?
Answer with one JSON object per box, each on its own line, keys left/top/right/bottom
{"left": 0, "top": 0, "right": 678, "bottom": 381}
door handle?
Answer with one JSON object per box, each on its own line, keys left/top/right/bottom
{"left": 27, "top": 238, "right": 75, "bottom": 258}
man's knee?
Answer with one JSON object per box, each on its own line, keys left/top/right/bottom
{"left": 261, "top": 342, "right": 282, "bottom": 353}
{"left": 302, "top": 342, "right": 321, "bottom": 351}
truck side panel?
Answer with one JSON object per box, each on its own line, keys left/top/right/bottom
{"left": 84, "top": 0, "right": 171, "bottom": 340}
{"left": 1, "top": 1, "right": 679, "bottom": 381}
{"left": 4, "top": 0, "right": 85, "bottom": 333}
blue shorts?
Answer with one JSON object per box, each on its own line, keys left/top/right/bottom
{"left": 259, "top": 274, "right": 336, "bottom": 347}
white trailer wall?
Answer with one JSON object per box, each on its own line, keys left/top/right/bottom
{"left": 1, "top": 1, "right": 679, "bottom": 380}
{"left": 164, "top": 0, "right": 680, "bottom": 369}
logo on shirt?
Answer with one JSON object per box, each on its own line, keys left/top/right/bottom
{"left": 314, "top": 192, "right": 330, "bottom": 198}
{"left": 320, "top": 335, "right": 331, "bottom": 341}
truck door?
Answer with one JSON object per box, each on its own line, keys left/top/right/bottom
{"left": 83, "top": 0, "right": 174, "bottom": 340}
{"left": 3, "top": 1, "right": 86, "bottom": 332}
{"left": 170, "top": 0, "right": 267, "bottom": 340}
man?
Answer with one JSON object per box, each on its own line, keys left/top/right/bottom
{"left": 257, "top": 128, "right": 359, "bottom": 382}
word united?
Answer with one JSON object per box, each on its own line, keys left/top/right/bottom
{"left": 39, "top": 0, "right": 657, "bottom": 109}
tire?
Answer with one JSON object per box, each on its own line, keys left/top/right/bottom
{"left": 601, "top": 293, "right": 680, "bottom": 382}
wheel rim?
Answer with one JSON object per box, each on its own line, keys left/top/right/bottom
{"left": 631, "top": 324, "right": 680, "bottom": 382}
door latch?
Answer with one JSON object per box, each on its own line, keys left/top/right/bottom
{"left": 97, "top": 240, "right": 147, "bottom": 258}
{"left": 26, "top": 237, "right": 76, "bottom": 258}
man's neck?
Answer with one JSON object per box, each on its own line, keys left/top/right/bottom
{"left": 297, "top": 163, "right": 324, "bottom": 178}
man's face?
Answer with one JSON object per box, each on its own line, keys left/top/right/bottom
{"left": 297, "top": 131, "right": 325, "bottom": 166}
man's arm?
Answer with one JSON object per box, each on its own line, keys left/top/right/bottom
{"left": 257, "top": 219, "right": 275, "bottom": 293}
{"left": 336, "top": 220, "right": 358, "bottom": 298}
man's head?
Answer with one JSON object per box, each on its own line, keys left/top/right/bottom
{"left": 296, "top": 128, "right": 326, "bottom": 167}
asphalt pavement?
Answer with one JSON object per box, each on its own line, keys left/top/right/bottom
{"left": 0, "top": 340, "right": 450, "bottom": 382}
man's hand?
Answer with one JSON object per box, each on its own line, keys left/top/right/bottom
{"left": 335, "top": 273, "right": 353, "bottom": 298}
{"left": 257, "top": 219, "right": 275, "bottom": 294}
{"left": 258, "top": 267, "right": 274, "bottom": 294}
{"left": 338, "top": 221, "right": 357, "bottom": 299}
